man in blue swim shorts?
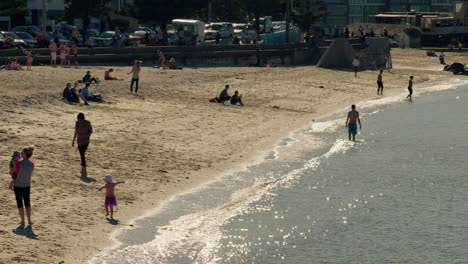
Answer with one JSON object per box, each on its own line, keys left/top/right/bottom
{"left": 346, "top": 104, "right": 362, "bottom": 141}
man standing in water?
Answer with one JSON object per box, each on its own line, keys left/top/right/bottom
{"left": 377, "top": 70, "right": 384, "bottom": 95}
{"left": 346, "top": 104, "right": 362, "bottom": 141}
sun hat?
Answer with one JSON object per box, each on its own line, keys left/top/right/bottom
{"left": 103, "top": 175, "right": 113, "bottom": 183}
{"left": 12, "top": 151, "right": 20, "bottom": 158}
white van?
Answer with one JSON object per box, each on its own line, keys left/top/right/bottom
{"left": 172, "top": 19, "right": 206, "bottom": 43}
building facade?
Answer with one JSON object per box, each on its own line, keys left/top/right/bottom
{"left": 321, "top": 0, "right": 454, "bottom": 26}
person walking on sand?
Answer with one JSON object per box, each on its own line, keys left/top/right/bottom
{"left": 128, "top": 60, "right": 141, "bottom": 94}
{"left": 99, "top": 175, "right": 124, "bottom": 220}
{"left": 407, "top": 76, "right": 414, "bottom": 100}
{"left": 439, "top": 52, "right": 445, "bottom": 65}
{"left": 346, "top": 105, "right": 362, "bottom": 141}
{"left": 386, "top": 54, "right": 392, "bottom": 73}
{"left": 352, "top": 56, "right": 360, "bottom": 77}
{"left": 377, "top": 70, "right": 384, "bottom": 95}
{"left": 49, "top": 41, "right": 57, "bottom": 67}
{"left": 72, "top": 113, "right": 93, "bottom": 177}
{"left": 12, "top": 146, "right": 35, "bottom": 226}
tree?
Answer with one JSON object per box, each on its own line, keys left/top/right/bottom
{"left": 291, "top": 0, "right": 327, "bottom": 38}
{"left": 64, "top": 0, "right": 112, "bottom": 37}
{"left": 0, "top": 0, "right": 28, "bottom": 26}
{"left": 236, "top": 0, "right": 284, "bottom": 40}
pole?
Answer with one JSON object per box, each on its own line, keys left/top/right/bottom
{"left": 286, "top": 0, "right": 291, "bottom": 43}
{"left": 42, "top": 0, "right": 47, "bottom": 36}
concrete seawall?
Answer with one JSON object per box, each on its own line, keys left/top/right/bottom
{"left": 0, "top": 44, "right": 319, "bottom": 67}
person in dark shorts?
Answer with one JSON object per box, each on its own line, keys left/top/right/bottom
{"left": 230, "top": 90, "right": 244, "bottom": 106}
{"left": 216, "top": 85, "right": 231, "bottom": 104}
{"left": 13, "top": 146, "right": 35, "bottom": 226}
{"left": 377, "top": 70, "right": 384, "bottom": 95}
{"left": 346, "top": 104, "right": 362, "bottom": 141}
{"left": 407, "top": 76, "right": 414, "bottom": 100}
{"left": 72, "top": 113, "right": 93, "bottom": 177}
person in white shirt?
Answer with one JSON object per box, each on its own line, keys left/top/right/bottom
{"left": 352, "top": 57, "right": 360, "bottom": 77}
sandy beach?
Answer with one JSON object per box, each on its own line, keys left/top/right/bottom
{"left": 0, "top": 48, "right": 466, "bottom": 264}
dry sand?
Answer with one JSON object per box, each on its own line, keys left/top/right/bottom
{"left": 0, "top": 49, "right": 466, "bottom": 264}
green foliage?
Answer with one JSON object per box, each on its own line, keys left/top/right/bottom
{"left": 64, "top": 0, "right": 112, "bottom": 20}
{"left": 291, "top": 0, "right": 327, "bottom": 32}
{"left": 0, "top": 0, "right": 28, "bottom": 16}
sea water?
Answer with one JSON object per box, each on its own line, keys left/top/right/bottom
{"left": 90, "top": 82, "right": 468, "bottom": 264}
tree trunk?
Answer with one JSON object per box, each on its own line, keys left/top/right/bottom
{"left": 161, "top": 22, "right": 168, "bottom": 46}
{"left": 83, "top": 16, "right": 90, "bottom": 40}
{"left": 254, "top": 12, "right": 260, "bottom": 43}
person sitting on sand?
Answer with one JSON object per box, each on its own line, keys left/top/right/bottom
{"left": 63, "top": 82, "right": 79, "bottom": 103}
{"left": 217, "top": 85, "right": 231, "bottom": 104}
{"left": 157, "top": 50, "right": 166, "bottom": 69}
{"left": 230, "top": 90, "right": 244, "bottom": 106}
{"left": 168, "top": 57, "right": 181, "bottom": 70}
{"left": 104, "top": 69, "right": 122, "bottom": 80}
{"left": 1, "top": 58, "right": 11, "bottom": 70}
{"left": 82, "top": 71, "right": 99, "bottom": 84}
{"left": 99, "top": 175, "right": 124, "bottom": 220}
{"left": 10, "top": 58, "right": 23, "bottom": 71}
{"left": 80, "top": 82, "right": 102, "bottom": 102}
{"left": 72, "top": 82, "right": 88, "bottom": 105}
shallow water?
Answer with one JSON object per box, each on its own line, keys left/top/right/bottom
{"left": 90, "top": 83, "right": 468, "bottom": 264}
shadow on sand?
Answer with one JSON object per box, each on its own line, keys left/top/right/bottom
{"left": 80, "top": 174, "right": 97, "bottom": 183}
{"left": 13, "top": 225, "right": 39, "bottom": 240}
{"left": 106, "top": 218, "right": 119, "bottom": 225}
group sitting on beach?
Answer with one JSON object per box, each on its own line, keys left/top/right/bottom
{"left": 209, "top": 85, "right": 244, "bottom": 106}
{"left": 1, "top": 58, "right": 23, "bottom": 71}
{"left": 63, "top": 82, "right": 89, "bottom": 105}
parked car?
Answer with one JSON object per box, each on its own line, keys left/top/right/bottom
{"left": 0, "top": 33, "right": 7, "bottom": 49}
{"left": 11, "top": 25, "right": 41, "bottom": 36}
{"left": 0, "top": 31, "right": 26, "bottom": 47}
{"left": 14, "top": 31, "right": 37, "bottom": 48}
{"left": 205, "top": 22, "right": 234, "bottom": 40}
{"left": 92, "top": 31, "right": 127, "bottom": 47}
{"left": 233, "top": 23, "right": 247, "bottom": 35}
{"left": 45, "top": 32, "right": 70, "bottom": 45}
{"left": 128, "top": 30, "right": 158, "bottom": 46}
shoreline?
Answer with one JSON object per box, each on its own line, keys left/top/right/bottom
{"left": 87, "top": 76, "right": 468, "bottom": 263}
{"left": 0, "top": 49, "right": 467, "bottom": 264}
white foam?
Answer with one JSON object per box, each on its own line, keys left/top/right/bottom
{"left": 89, "top": 138, "right": 354, "bottom": 264}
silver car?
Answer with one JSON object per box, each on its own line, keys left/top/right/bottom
{"left": 14, "top": 31, "right": 37, "bottom": 48}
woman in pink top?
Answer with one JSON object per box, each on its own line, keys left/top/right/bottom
{"left": 98, "top": 175, "right": 124, "bottom": 220}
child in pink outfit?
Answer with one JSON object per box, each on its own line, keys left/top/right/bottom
{"left": 98, "top": 175, "right": 124, "bottom": 220}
